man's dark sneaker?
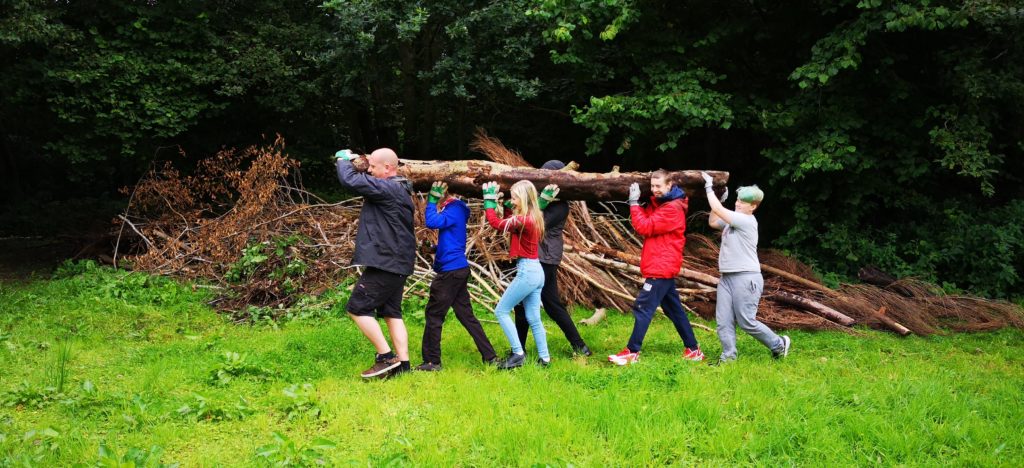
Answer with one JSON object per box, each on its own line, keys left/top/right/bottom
{"left": 537, "top": 358, "right": 551, "bottom": 368}
{"left": 361, "top": 354, "right": 400, "bottom": 379}
{"left": 497, "top": 353, "right": 526, "bottom": 370}
{"left": 573, "top": 344, "right": 593, "bottom": 357}
{"left": 484, "top": 356, "right": 501, "bottom": 366}
{"left": 387, "top": 363, "right": 410, "bottom": 379}
{"left": 772, "top": 335, "right": 792, "bottom": 360}
{"left": 415, "top": 362, "right": 442, "bottom": 372}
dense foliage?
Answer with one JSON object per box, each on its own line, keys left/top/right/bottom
{"left": 2, "top": 0, "right": 1021, "bottom": 297}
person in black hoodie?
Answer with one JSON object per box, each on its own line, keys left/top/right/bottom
{"left": 335, "top": 148, "right": 416, "bottom": 379}
{"left": 513, "top": 160, "right": 592, "bottom": 357}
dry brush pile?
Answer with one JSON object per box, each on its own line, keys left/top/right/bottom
{"left": 112, "top": 136, "right": 1024, "bottom": 335}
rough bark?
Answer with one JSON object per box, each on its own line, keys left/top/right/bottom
{"left": 872, "top": 306, "right": 913, "bottom": 336}
{"left": 767, "top": 291, "right": 857, "bottom": 327}
{"left": 390, "top": 158, "right": 729, "bottom": 201}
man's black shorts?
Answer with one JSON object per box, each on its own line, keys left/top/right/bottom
{"left": 345, "top": 267, "right": 407, "bottom": 319}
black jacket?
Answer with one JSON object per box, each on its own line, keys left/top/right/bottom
{"left": 538, "top": 200, "right": 569, "bottom": 265}
{"left": 336, "top": 160, "right": 416, "bottom": 276}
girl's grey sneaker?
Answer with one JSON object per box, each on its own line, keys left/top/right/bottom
{"left": 537, "top": 358, "right": 551, "bottom": 367}
{"left": 772, "top": 335, "right": 792, "bottom": 359}
{"left": 497, "top": 353, "right": 525, "bottom": 370}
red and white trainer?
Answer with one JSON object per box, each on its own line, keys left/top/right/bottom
{"left": 682, "top": 347, "right": 705, "bottom": 362}
{"left": 608, "top": 348, "right": 640, "bottom": 366}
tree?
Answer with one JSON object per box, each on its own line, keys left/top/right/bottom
{"left": 529, "top": 0, "right": 1024, "bottom": 297}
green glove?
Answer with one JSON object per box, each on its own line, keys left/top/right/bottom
{"left": 539, "top": 184, "right": 560, "bottom": 210}
{"left": 335, "top": 149, "right": 355, "bottom": 161}
{"left": 428, "top": 181, "right": 447, "bottom": 204}
{"left": 482, "top": 181, "right": 499, "bottom": 209}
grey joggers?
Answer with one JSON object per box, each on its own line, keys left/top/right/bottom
{"left": 716, "top": 272, "right": 786, "bottom": 360}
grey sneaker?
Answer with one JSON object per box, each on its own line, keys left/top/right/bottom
{"left": 772, "top": 335, "right": 792, "bottom": 359}
{"left": 361, "top": 354, "right": 400, "bottom": 378}
{"left": 497, "top": 353, "right": 526, "bottom": 370}
{"left": 415, "top": 362, "right": 442, "bottom": 372}
{"left": 537, "top": 357, "right": 551, "bottom": 368}
{"left": 708, "top": 357, "right": 734, "bottom": 367}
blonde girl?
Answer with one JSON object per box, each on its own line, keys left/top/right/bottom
{"left": 482, "top": 180, "right": 552, "bottom": 369}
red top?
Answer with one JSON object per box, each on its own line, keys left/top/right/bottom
{"left": 485, "top": 208, "right": 540, "bottom": 259}
{"left": 630, "top": 195, "right": 688, "bottom": 278}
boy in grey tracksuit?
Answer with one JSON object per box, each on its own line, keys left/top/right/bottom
{"left": 701, "top": 172, "right": 791, "bottom": 363}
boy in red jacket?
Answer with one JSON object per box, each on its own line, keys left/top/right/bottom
{"left": 609, "top": 170, "right": 704, "bottom": 365}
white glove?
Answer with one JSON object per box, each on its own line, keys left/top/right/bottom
{"left": 627, "top": 183, "right": 641, "bottom": 206}
{"left": 700, "top": 171, "right": 713, "bottom": 190}
{"left": 719, "top": 186, "right": 729, "bottom": 203}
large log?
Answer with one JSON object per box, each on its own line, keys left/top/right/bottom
{"left": 383, "top": 158, "right": 728, "bottom": 201}
{"left": 767, "top": 291, "right": 857, "bottom": 327}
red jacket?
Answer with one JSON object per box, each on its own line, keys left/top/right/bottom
{"left": 630, "top": 187, "right": 688, "bottom": 278}
{"left": 485, "top": 208, "right": 540, "bottom": 259}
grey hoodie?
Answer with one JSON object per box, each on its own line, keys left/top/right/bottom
{"left": 336, "top": 160, "right": 416, "bottom": 276}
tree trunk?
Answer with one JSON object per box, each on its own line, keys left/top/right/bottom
{"left": 393, "top": 158, "right": 729, "bottom": 201}
{"left": 872, "top": 306, "right": 913, "bottom": 336}
{"left": 766, "top": 291, "right": 857, "bottom": 326}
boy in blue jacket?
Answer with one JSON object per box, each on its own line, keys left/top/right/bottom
{"left": 416, "top": 181, "right": 499, "bottom": 371}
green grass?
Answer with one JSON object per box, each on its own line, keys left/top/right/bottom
{"left": 1, "top": 265, "right": 1023, "bottom": 466}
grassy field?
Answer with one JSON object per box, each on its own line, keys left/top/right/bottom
{"left": 1, "top": 263, "right": 1023, "bottom": 466}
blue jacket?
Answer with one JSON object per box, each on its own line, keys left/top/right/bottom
{"left": 424, "top": 198, "right": 470, "bottom": 273}
{"left": 336, "top": 160, "right": 416, "bottom": 276}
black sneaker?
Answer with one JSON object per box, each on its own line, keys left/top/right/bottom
{"left": 573, "top": 345, "right": 593, "bottom": 357}
{"left": 483, "top": 356, "right": 501, "bottom": 366}
{"left": 497, "top": 353, "right": 525, "bottom": 370}
{"left": 415, "top": 362, "right": 442, "bottom": 372}
{"left": 772, "top": 335, "right": 792, "bottom": 360}
{"left": 537, "top": 358, "right": 551, "bottom": 367}
{"left": 386, "top": 364, "right": 410, "bottom": 379}
{"left": 361, "top": 354, "right": 400, "bottom": 379}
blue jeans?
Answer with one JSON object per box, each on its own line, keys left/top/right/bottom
{"left": 494, "top": 259, "right": 549, "bottom": 359}
{"left": 626, "top": 278, "right": 699, "bottom": 353}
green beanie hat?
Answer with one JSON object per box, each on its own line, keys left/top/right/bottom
{"left": 737, "top": 185, "right": 764, "bottom": 204}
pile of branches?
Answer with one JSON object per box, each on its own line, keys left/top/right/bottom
{"left": 113, "top": 136, "right": 1024, "bottom": 335}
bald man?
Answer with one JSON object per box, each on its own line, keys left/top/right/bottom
{"left": 335, "top": 148, "right": 416, "bottom": 379}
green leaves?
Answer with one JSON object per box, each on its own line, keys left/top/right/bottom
{"left": 176, "top": 394, "right": 254, "bottom": 422}
{"left": 255, "top": 431, "right": 336, "bottom": 467}
{"left": 927, "top": 106, "right": 1003, "bottom": 196}
{"left": 573, "top": 66, "right": 733, "bottom": 154}
{"left": 207, "top": 351, "right": 273, "bottom": 387}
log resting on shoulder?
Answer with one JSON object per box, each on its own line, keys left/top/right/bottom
{"left": 389, "top": 158, "right": 728, "bottom": 201}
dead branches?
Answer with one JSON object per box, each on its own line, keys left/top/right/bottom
{"left": 112, "top": 137, "right": 1024, "bottom": 335}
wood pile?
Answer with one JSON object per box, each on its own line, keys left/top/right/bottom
{"left": 112, "top": 134, "right": 1024, "bottom": 335}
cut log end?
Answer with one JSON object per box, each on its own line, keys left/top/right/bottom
{"left": 579, "top": 307, "right": 607, "bottom": 326}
